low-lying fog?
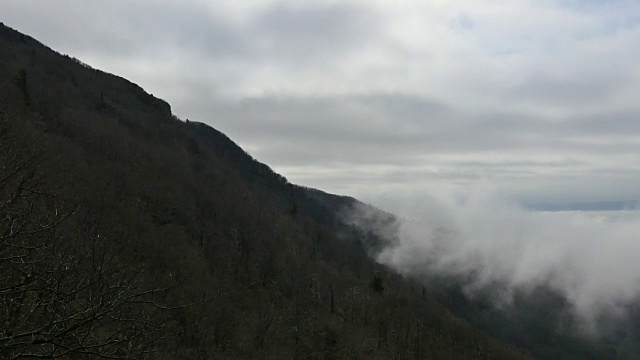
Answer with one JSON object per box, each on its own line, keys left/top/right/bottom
{"left": 352, "top": 183, "right": 640, "bottom": 331}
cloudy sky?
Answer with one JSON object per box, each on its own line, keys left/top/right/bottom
{"left": 3, "top": 0, "right": 640, "bottom": 206}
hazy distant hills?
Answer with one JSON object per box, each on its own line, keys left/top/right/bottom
{"left": 530, "top": 199, "right": 640, "bottom": 211}
{"left": 0, "top": 22, "right": 530, "bottom": 359}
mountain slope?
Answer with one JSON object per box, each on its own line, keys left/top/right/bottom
{"left": 0, "top": 23, "right": 530, "bottom": 359}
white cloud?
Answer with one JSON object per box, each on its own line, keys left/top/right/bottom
{"left": 350, "top": 182, "right": 640, "bottom": 329}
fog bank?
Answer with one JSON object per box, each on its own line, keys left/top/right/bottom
{"left": 351, "top": 183, "right": 640, "bottom": 329}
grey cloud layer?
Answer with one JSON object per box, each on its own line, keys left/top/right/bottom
{"left": 3, "top": 0, "right": 640, "bottom": 204}
{"left": 190, "top": 92, "right": 640, "bottom": 203}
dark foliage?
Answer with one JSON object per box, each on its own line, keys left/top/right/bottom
{"left": 418, "top": 270, "right": 640, "bottom": 359}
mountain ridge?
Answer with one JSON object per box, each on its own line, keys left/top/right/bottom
{"left": 0, "top": 22, "right": 530, "bottom": 359}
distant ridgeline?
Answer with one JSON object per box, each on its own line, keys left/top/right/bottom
{"left": 529, "top": 200, "right": 640, "bottom": 211}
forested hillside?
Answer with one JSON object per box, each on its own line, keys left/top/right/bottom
{"left": 0, "top": 23, "right": 529, "bottom": 359}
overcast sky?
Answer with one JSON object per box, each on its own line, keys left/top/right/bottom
{"left": 3, "top": 0, "right": 640, "bottom": 206}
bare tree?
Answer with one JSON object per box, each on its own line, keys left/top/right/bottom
{"left": 0, "top": 113, "right": 165, "bottom": 359}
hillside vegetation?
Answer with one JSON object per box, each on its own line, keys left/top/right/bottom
{"left": 0, "top": 23, "right": 529, "bottom": 359}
